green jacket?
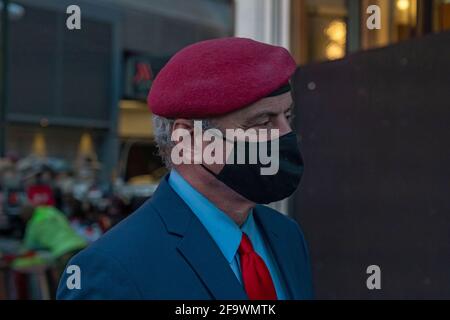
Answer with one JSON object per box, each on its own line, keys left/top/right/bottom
{"left": 23, "top": 206, "right": 87, "bottom": 259}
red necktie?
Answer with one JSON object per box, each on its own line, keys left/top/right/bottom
{"left": 238, "top": 233, "right": 278, "bottom": 300}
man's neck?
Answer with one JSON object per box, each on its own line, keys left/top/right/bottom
{"left": 174, "top": 165, "right": 255, "bottom": 226}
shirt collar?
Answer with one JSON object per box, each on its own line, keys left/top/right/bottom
{"left": 169, "top": 169, "right": 250, "bottom": 263}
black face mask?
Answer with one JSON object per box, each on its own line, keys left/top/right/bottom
{"left": 201, "top": 131, "right": 304, "bottom": 204}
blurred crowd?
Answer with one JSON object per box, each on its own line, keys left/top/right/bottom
{"left": 0, "top": 152, "right": 149, "bottom": 299}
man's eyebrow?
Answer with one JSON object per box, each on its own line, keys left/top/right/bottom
{"left": 244, "top": 111, "right": 274, "bottom": 124}
{"left": 244, "top": 104, "right": 294, "bottom": 124}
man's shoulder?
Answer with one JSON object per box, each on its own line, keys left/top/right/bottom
{"left": 254, "top": 204, "right": 310, "bottom": 253}
{"left": 84, "top": 199, "right": 165, "bottom": 258}
{"left": 255, "top": 204, "right": 314, "bottom": 299}
{"left": 57, "top": 199, "right": 172, "bottom": 299}
{"left": 255, "top": 204, "right": 304, "bottom": 234}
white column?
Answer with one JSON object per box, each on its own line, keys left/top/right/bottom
{"left": 234, "top": 0, "right": 292, "bottom": 215}
{"left": 234, "top": 0, "right": 291, "bottom": 49}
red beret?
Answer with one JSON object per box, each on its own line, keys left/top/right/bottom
{"left": 147, "top": 37, "right": 296, "bottom": 118}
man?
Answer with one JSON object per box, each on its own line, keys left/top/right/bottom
{"left": 57, "top": 37, "right": 313, "bottom": 300}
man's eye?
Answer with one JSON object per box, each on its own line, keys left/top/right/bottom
{"left": 287, "top": 114, "right": 295, "bottom": 122}
{"left": 250, "top": 120, "right": 270, "bottom": 128}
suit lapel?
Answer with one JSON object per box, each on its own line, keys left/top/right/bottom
{"left": 152, "top": 176, "right": 248, "bottom": 300}
{"left": 254, "top": 205, "right": 303, "bottom": 300}
{"left": 177, "top": 219, "right": 248, "bottom": 300}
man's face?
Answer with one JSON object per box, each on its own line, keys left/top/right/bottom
{"left": 184, "top": 92, "right": 295, "bottom": 175}
{"left": 170, "top": 92, "right": 295, "bottom": 171}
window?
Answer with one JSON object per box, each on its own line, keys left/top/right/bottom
{"left": 361, "top": 0, "right": 450, "bottom": 50}
{"left": 432, "top": 0, "right": 450, "bottom": 32}
{"left": 291, "top": 0, "right": 348, "bottom": 64}
{"left": 361, "top": 0, "right": 418, "bottom": 49}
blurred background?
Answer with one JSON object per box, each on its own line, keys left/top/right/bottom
{"left": 0, "top": 0, "right": 449, "bottom": 299}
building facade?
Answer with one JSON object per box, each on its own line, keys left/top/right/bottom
{"left": 1, "top": 0, "right": 233, "bottom": 183}
{"left": 233, "top": 0, "right": 450, "bottom": 216}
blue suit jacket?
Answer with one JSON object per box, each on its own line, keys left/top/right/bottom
{"left": 57, "top": 176, "right": 314, "bottom": 300}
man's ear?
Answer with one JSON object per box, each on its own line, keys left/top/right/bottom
{"left": 171, "top": 119, "right": 197, "bottom": 164}
{"left": 172, "top": 119, "right": 197, "bottom": 149}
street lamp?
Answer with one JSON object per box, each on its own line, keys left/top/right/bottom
{"left": 0, "top": 2, "right": 25, "bottom": 20}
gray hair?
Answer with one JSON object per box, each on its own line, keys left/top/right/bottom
{"left": 153, "top": 115, "right": 215, "bottom": 168}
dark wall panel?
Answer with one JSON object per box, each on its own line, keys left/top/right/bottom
{"left": 61, "top": 18, "right": 112, "bottom": 121}
{"left": 9, "top": 6, "right": 58, "bottom": 116}
{"left": 293, "top": 31, "right": 450, "bottom": 299}
{"left": 8, "top": 2, "right": 114, "bottom": 125}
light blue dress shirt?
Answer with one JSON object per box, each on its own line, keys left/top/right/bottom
{"left": 168, "top": 169, "right": 287, "bottom": 299}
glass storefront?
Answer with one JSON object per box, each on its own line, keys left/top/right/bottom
{"left": 291, "top": 0, "right": 450, "bottom": 64}
{"left": 291, "top": 0, "right": 348, "bottom": 64}
{"left": 432, "top": 0, "right": 450, "bottom": 32}
{"left": 362, "top": 0, "right": 450, "bottom": 49}
{"left": 361, "top": 0, "right": 417, "bottom": 49}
